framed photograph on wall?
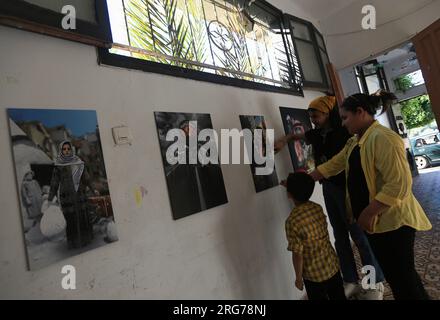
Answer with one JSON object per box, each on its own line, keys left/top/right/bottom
{"left": 154, "top": 112, "right": 228, "bottom": 220}
{"left": 239, "top": 115, "right": 278, "bottom": 192}
{"left": 279, "top": 107, "right": 315, "bottom": 173}
{"left": 7, "top": 108, "right": 118, "bottom": 270}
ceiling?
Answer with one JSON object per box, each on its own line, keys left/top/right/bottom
{"left": 376, "top": 42, "right": 417, "bottom": 65}
{"left": 290, "top": 0, "right": 359, "bottom": 21}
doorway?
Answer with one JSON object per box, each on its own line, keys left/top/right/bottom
{"left": 395, "top": 94, "right": 439, "bottom": 171}
{"left": 350, "top": 41, "right": 439, "bottom": 173}
{"left": 334, "top": 19, "right": 440, "bottom": 301}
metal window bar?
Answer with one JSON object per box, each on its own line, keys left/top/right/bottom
{"left": 145, "top": 1, "right": 158, "bottom": 53}
{"left": 249, "top": 28, "right": 264, "bottom": 77}
{"left": 212, "top": 0, "right": 247, "bottom": 78}
{"left": 261, "top": 28, "right": 276, "bottom": 81}
{"left": 117, "top": 0, "right": 300, "bottom": 88}
{"left": 112, "top": 42, "right": 289, "bottom": 87}
{"left": 251, "top": 30, "right": 262, "bottom": 76}
{"left": 121, "top": 0, "right": 133, "bottom": 55}
{"left": 225, "top": 0, "right": 254, "bottom": 78}
{"left": 212, "top": 0, "right": 233, "bottom": 75}
{"left": 184, "top": 0, "right": 199, "bottom": 66}
{"left": 200, "top": 0, "right": 219, "bottom": 68}
{"left": 284, "top": 30, "right": 301, "bottom": 85}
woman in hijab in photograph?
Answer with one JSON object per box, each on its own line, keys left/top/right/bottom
{"left": 48, "top": 140, "right": 96, "bottom": 249}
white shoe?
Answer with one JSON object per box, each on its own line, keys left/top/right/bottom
{"left": 344, "top": 282, "right": 360, "bottom": 299}
{"left": 356, "top": 282, "right": 384, "bottom": 300}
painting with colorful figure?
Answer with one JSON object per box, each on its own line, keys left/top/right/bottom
{"left": 279, "top": 107, "right": 315, "bottom": 173}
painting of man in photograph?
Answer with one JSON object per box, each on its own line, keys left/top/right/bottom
{"left": 279, "top": 107, "right": 315, "bottom": 173}
{"left": 154, "top": 112, "right": 228, "bottom": 220}
{"left": 239, "top": 115, "right": 278, "bottom": 192}
{"left": 8, "top": 108, "right": 118, "bottom": 270}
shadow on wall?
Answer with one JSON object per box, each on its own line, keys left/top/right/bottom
{"left": 214, "top": 93, "right": 300, "bottom": 299}
{"left": 217, "top": 170, "right": 294, "bottom": 299}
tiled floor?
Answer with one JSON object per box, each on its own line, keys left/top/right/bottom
{"left": 353, "top": 167, "right": 440, "bottom": 300}
{"left": 411, "top": 168, "right": 440, "bottom": 300}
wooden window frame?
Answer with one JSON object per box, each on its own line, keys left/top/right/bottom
{"left": 0, "top": 0, "right": 112, "bottom": 47}
{"left": 284, "top": 14, "right": 331, "bottom": 91}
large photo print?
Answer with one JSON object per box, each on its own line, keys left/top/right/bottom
{"left": 239, "top": 115, "right": 278, "bottom": 192}
{"left": 8, "top": 108, "right": 118, "bottom": 270}
{"left": 279, "top": 107, "right": 315, "bottom": 173}
{"left": 154, "top": 112, "right": 228, "bottom": 220}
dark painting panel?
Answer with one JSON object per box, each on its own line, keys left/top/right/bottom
{"left": 154, "top": 112, "right": 228, "bottom": 220}
{"left": 279, "top": 107, "right": 315, "bottom": 173}
{"left": 239, "top": 115, "right": 278, "bottom": 192}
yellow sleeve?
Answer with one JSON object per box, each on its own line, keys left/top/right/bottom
{"left": 317, "top": 137, "right": 354, "bottom": 178}
{"left": 373, "top": 135, "right": 412, "bottom": 207}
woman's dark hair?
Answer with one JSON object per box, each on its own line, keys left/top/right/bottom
{"left": 341, "top": 90, "right": 397, "bottom": 116}
{"left": 329, "top": 106, "right": 343, "bottom": 128}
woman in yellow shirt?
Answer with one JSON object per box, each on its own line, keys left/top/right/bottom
{"left": 310, "top": 90, "right": 432, "bottom": 300}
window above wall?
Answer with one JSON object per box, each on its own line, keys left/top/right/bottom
{"left": 99, "top": 0, "right": 304, "bottom": 95}
{"left": 0, "top": 0, "right": 334, "bottom": 96}
{"left": 0, "top": 0, "right": 112, "bottom": 47}
{"left": 284, "top": 14, "right": 331, "bottom": 91}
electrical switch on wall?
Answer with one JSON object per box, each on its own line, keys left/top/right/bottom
{"left": 112, "top": 126, "right": 133, "bottom": 146}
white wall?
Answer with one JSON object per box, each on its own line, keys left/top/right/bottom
{"left": 0, "top": 22, "right": 329, "bottom": 299}
{"left": 270, "top": 0, "right": 320, "bottom": 26}
{"left": 320, "top": 0, "right": 440, "bottom": 69}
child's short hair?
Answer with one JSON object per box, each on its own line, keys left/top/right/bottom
{"left": 287, "top": 172, "right": 315, "bottom": 202}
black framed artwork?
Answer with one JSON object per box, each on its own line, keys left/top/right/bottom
{"left": 154, "top": 111, "right": 228, "bottom": 220}
{"left": 279, "top": 106, "right": 315, "bottom": 173}
{"left": 239, "top": 115, "right": 278, "bottom": 192}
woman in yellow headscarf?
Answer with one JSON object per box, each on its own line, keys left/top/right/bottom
{"left": 276, "top": 94, "right": 385, "bottom": 299}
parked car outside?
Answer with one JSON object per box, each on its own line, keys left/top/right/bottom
{"left": 410, "top": 132, "right": 440, "bottom": 169}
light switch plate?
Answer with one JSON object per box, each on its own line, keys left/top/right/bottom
{"left": 112, "top": 126, "right": 133, "bottom": 145}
